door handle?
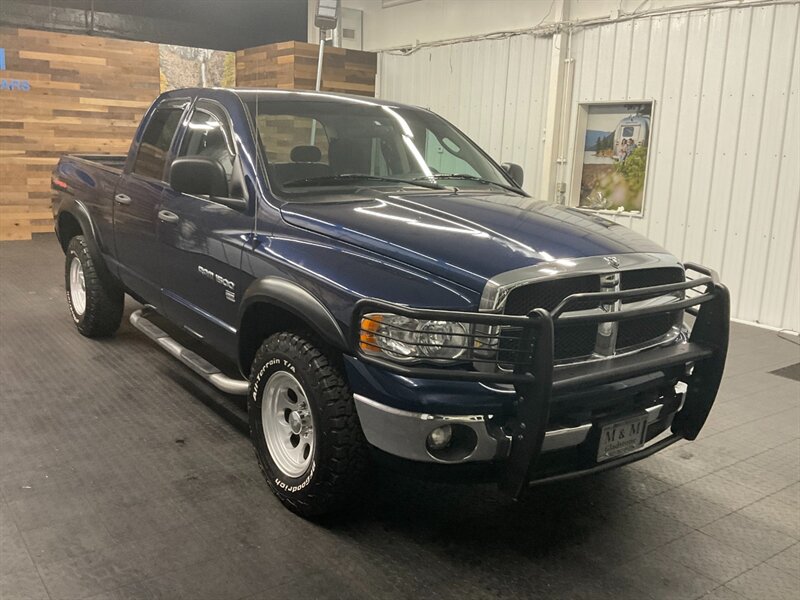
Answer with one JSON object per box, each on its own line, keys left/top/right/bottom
{"left": 114, "top": 193, "right": 132, "bottom": 205}
{"left": 158, "top": 210, "right": 180, "bottom": 224}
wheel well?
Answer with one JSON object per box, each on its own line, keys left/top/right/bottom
{"left": 239, "top": 302, "right": 331, "bottom": 377}
{"left": 57, "top": 212, "right": 82, "bottom": 252}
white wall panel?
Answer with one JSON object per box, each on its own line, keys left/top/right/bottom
{"left": 377, "top": 2, "right": 799, "bottom": 330}
{"left": 565, "top": 3, "right": 800, "bottom": 331}
{"left": 379, "top": 34, "right": 552, "bottom": 194}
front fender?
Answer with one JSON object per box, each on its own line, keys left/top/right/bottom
{"left": 239, "top": 277, "right": 348, "bottom": 351}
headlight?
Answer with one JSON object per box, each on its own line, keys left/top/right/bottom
{"left": 360, "top": 313, "right": 470, "bottom": 362}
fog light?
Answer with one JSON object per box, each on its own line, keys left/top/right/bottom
{"left": 427, "top": 425, "right": 453, "bottom": 450}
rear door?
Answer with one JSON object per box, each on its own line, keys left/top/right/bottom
{"left": 114, "top": 98, "right": 189, "bottom": 305}
{"left": 158, "top": 99, "right": 252, "bottom": 355}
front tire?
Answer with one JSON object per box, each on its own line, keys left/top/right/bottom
{"left": 248, "top": 332, "right": 368, "bottom": 518}
{"left": 65, "top": 235, "right": 124, "bottom": 337}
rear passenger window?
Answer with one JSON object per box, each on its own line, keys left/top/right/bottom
{"left": 133, "top": 107, "right": 183, "bottom": 180}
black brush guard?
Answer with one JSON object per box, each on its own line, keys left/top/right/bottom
{"left": 351, "top": 263, "right": 730, "bottom": 499}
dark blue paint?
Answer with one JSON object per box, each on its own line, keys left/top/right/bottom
{"left": 53, "top": 88, "right": 676, "bottom": 415}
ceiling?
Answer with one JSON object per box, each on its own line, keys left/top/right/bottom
{"left": 1, "top": 0, "right": 308, "bottom": 51}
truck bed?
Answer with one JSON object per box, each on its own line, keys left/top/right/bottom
{"left": 66, "top": 153, "right": 127, "bottom": 172}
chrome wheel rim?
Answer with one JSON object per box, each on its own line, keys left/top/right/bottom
{"left": 261, "top": 371, "right": 315, "bottom": 478}
{"left": 69, "top": 257, "right": 87, "bottom": 316}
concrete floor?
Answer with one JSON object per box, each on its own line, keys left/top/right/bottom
{"left": 1, "top": 234, "right": 798, "bottom": 600}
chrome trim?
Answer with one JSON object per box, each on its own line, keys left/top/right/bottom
{"left": 645, "top": 403, "right": 664, "bottom": 423}
{"left": 541, "top": 424, "right": 592, "bottom": 451}
{"left": 479, "top": 253, "right": 683, "bottom": 312}
{"left": 594, "top": 272, "right": 621, "bottom": 357}
{"left": 537, "top": 402, "right": 665, "bottom": 454}
{"left": 352, "top": 394, "right": 501, "bottom": 463}
{"left": 130, "top": 309, "right": 249, "bottom": 395}
{"left": 354, "top": 379, "right": 688, "bottom": 463}
{"left": 555, "top": 326, "right": 685, "bottom": 368}
{"left": 475, "top": 253, "right": 686, "bottom": 373}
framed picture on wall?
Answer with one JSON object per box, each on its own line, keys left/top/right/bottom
{"left": 570, "top": 101, "right": 654, "bottom": 216}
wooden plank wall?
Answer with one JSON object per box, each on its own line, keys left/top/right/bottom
{"left": 0, "top": 31, "right": 375, "bottom": 242}
{"left": 0, "top": 27, "right": 159, "bottom": 240}
{"left": 236, "top": 41, "right": 376, "bottom": 96}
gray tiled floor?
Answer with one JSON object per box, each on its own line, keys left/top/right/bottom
{"left": 1, "top": 234, "right": 798, "bottom": 600}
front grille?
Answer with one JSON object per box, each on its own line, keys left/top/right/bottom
{"left": 504, "top": 275, "right": 601, "bottom": 314}
{"left": 617, "top": 311, "right": 679, "bottom": 350}
{"left": 498, "top": 267, "right": 684, "bottom": 364}
{"left": 503, "top": 275, "right": 599, "bottom": 361}
{"left": 498, "top": 323, "right": 597, "bottom": 364}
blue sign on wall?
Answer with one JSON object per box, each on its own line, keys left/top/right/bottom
{"left": 0, "top": 48, "right": 32, "bottom": 91}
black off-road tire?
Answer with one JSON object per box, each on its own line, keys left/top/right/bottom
{"left": 248, "top": 331, "right": 368, "bottom": 518}
{"left": 65, "top": 235, "right": 124, "bottom": 337}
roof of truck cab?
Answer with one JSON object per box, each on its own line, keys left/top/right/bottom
{"left": 160, "top": 87, "right": 416, "bottom": 110}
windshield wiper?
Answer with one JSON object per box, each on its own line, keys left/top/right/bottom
{"left": 283, "top": 174, "right": 446, "bottom": 190}
{"left": 416, "top": 174, "right": 523, "bottom": 195}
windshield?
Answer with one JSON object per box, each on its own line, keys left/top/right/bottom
{"left": 243, "top": 95, "right": 516, "bottom": 195}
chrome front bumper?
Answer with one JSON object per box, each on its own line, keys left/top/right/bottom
{"left": 354, "top": 382, "right": 687, "bottom": 464}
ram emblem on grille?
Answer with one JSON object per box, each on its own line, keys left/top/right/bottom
{"left": 603, "top": 256, "right": 621, "bottom": 269}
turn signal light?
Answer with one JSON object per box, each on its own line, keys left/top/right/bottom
{"left": 360, "top": 314, "right": 383, "bottom": 352}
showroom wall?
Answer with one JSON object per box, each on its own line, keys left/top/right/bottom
{"left": 0, "top": 28, "right": 377, "bottom": 241}
{"left": 236, "top": 40, "right": 376, "bottom": 95}
{"left": 308, "top": 0, "right": 702, "bottom": 50}
{"left": 0, "top": 27, "right": 160, "bottom": 241}
{"left": 381, "top": 35, "right": 554, "bottom": 204}
{"left": 562, "top": 4, "right": 799, "bottom": 332}
{"left": 365, "top": 0, "right": 799, "bottom": 332}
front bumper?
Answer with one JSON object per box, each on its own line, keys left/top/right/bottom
{"left": 350, "top": 263, "right": 730, "bottom": 498}
{"left": 353, "top": 381, "right": 687, "bottom": 465}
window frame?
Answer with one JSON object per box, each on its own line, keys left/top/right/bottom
{"left": 241, "top": 97, "right": 522, "bottom": 201}
{"left": 177, "top": 100, "right": 238, "bottom": 165}
{"left": 168, "top": 97, "right": 248, "bottom": 203}
{"left": 129, "top": 98, "right": 191, "bottom": 183}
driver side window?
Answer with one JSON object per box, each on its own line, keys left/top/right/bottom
{"left": 178, "top": 102, "right": 237, "bottom": 194}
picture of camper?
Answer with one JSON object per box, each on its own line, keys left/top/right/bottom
{"left": 578, "top": 102, "right": 653, "bottom": 213}
{"left": 613, "top": 114, "right": 650, "bottom": 162}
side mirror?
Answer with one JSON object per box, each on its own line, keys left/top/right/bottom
{"left": 170, "top": 157, "right": 247, "bottom": 211}
{"left": 501, "top": 162, "right": 524, "bottom": 187}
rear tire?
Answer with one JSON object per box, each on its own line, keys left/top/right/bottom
{"left": 65, "top": 235, "right": 124, "bottom": 337}
{"left": 248, "top": 331, "right": 368, "bottom": 518}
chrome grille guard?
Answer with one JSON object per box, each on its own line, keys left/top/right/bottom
{"left": 351, "top": 263, "right": 730, "bottom": 498}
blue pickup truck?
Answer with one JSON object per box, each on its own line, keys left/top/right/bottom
{"left": 52, "top": 88, "right": 729, "bottom": 517}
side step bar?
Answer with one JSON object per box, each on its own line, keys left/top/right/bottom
{"left": 129, "top": 309, "right": 249, "bottom": 396}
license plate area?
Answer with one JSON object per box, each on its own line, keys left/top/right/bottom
{"left": 596, "top": 414, "right": 648, "bottom": 462}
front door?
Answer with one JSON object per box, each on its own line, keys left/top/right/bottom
{"left": 114, "top": 100, "right": 187, "bottom": 305}
{"left": 158, "top": 100, "right": 252, "bottom": 356}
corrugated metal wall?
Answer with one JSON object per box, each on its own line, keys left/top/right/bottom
{"left": 380, "top": 34, "right": 553, "bottom": 199}
{"left": 565, "top": 3, "right": 800, "bottom": 332}
{"left": 378, "top": 2, "right": 800, "bottom": 331}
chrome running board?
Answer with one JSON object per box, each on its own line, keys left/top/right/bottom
{"left": 129, "top": 308, "right": 249, "bottom": 396}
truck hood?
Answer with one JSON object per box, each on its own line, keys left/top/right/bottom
{"left": 280, "top": 191, "right": 669, "bottom": 291}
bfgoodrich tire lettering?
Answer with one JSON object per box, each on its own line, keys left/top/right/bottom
{"left": 248, "top": 332, "right": 368, "bottom": 517}
{"left": 65, "top": 235, "right": 124, "bottom": 337}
